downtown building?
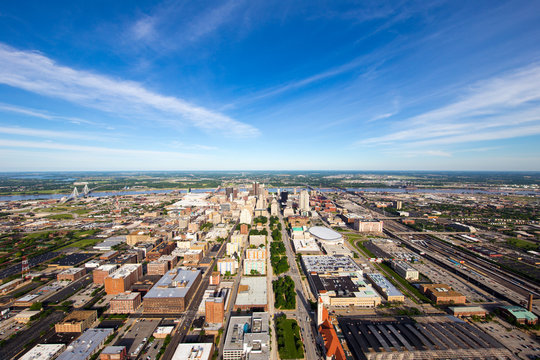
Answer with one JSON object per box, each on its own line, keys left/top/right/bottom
{"left": 143, "top": 268, "right": 201, "bottom": 314}
{"left": 104, "top": 264, "right": 143, "bottom": 295}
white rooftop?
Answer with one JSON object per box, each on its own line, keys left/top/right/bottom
{"left": 235, "top": 276, "right": 267, "bottom": 307}
{"left": 171, "top": 343, "right": 213, "bottom": 360}
{"left": 20, "top": 344, "right": 65, "bottom": 360}
{"left": 308, "top": 226, "right": 343, "bottom": 242}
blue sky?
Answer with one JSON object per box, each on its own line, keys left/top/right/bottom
{"left": 0, "top": 0, "right": 539, "bottom": 171}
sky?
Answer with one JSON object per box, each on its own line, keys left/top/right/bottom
{"left": 0, "top": 0, "right": 539, "bottom": 171}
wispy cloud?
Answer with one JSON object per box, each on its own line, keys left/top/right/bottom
{"left": 0, "top": 102, "right": 106, "bottom": 127}
{"left": 0, "top": 126, "right": 114, "bottom": 141}
{"left": 128, "top": 0, "right": 243, "bottom": 50}
{"left": 0, "top": 44, "right": 259, "bottom": 137}
{"left": 0, "top": 139, "right": 200, "bottom": 159}
{"left": 357, "top": 63, "right": 540, "bottom": 147}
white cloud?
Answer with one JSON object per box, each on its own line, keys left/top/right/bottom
{"left": 0, "top": 102, "right": 105, "bottom": 127}
{"left": 0, "top": 139, "right": 199, "bottom": 159}
{"left": 0, "top": 44, "right": 259, "bottom": 137}
{"left": 357, "top": 63, "right": 540, "bottom": 147}
{"left": 0, "top": 126, "right": 112, "bottom": 141}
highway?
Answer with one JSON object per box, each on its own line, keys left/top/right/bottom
{"left": 278, "top": 211, "right": 320, "bottom": 360}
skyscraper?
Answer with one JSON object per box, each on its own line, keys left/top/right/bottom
{"left": 299, "top": 189, "right": 310, "bottom": 212}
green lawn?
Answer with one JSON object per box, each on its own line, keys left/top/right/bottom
{"left": 60, "top": 237, "right": 101, "bottom": 249}
{"left": 275, "top": 316, "right": 304, "bottom": 359}
{"left": 46, "top": 213, "right": 74, "bottom": 220}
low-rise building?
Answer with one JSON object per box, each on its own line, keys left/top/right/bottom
{"left": 310, "top": 274, "right": 381, "bottom": 307}
{"left": 56, "top": 328, "right": 113, "bottom": 360}
{"left": 498, "top": 305, "right": 538, "bottom": 325}
{"left": 420, "top": 283, "right": 466, "bottom": 305}
{"left": 100, "top": 346, "right": 127, "bottom": 360}
{"left": 223, "top": 312, "right": 269, "bottom": 360}
{"left": 57, "top": 267, "right": 86, "bottom": 282}
{"left": 171, "top": 343, "right": 213, "bottom": 360}
{"left": 153, "top": 326, "right": 174, "bottom": 339}
{"left": 366, "top": 273, "right": 405, "bottom": 302}
{"left": 109, "top": 291, "right": 141, "bottom": 313}
{"left": 391, "top": 260, "right": 419, "bottom": 281}
{"left": 14, "top": 310, "right": 40, "bottom": 323}
{"left": 449, "top": 306, "right": 487, "bottom": 318}
{"left": 234, "top": 277, "right": 267, "bottom": 311}
{"left": 20, "top": 344, "right": 66, "bottom": 360}
{"left": 55, "top": 310, "right": 97, "bottom": 333}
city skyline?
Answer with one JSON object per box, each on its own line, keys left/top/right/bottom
{"left": 1, "top": 1, "right": 540, "bottom": 171}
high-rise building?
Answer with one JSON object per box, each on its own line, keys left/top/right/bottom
{"left": 205, "top": 288, "right": 228, "bottom": 325}
{"left": 225, "top": 187, "right": 234, "bottom": 199}
{"left": 299, "top": 190, "right": 310, "bottom": 212}
{"left": 280, "top": 191, "right": 288, "bottom": 203}
{"left": 252, "top": 182, "right": 259, "bottom": 196}
{"left": 270, "top": 198, "right": 279, "bottom": 216}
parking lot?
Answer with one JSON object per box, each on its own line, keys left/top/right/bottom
{"left": 116, "top": 318, "right": 160, "bottom": 358}
{"left": 415, "top": 262, "right": 491, "bottom": 302}
{"left": 472, "top": 319, "right": 540, "bottom": 359}
{"left": 66, "top": 281, "right": 101, "bottom": 308}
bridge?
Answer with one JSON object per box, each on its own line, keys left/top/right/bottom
{"left": 62, "top": 183, "right": 108, "bottom": 202}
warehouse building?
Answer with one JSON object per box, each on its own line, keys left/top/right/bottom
{"left": 366, "top": 273, "right": 405, "bottom": 302}
{"left": 55, "top": 310, "right": 97, "bottom": 333}
{"left": 57, "top": 267, "right": 86, "bottom": 282}
{"left": 420, "top": 284, "right": 466, "bottom": 305}
{"left": 20, "top": 344, "right": 66, "bottom": 360}
{"left": 338, "top": 317, "right": 511, "bottom": 360}
{"left": 143, "top": 268, "right": 201, "bottom": 314}
{"left": 391, "top": 260, "right": 419, "bottom": 281}
{"left": 56, "top": 328, "right": 114, "bottom": 360}
{"left": 110, "top": 291, "right": 142, "bottom": 313}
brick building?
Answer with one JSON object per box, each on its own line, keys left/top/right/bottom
{"left": 420, "top": 284, "right": 466, "bottom": 305}
{"left": 93, "top": 264, "right": 118, "bottom": 285}
{"left": 143, "top": 269, "right": 201, "bottom": 314}
{"left": 147, "top": 261, "right": 169, "bottom": 276}
{"left": 205, "top": 288, "right": 228, "bottom": 325}
{"left": 57, "top": 267, "right": 86, "bottom": 282}
{"left": 104, "top": 264, "right": 143, "bottom": 295}
{"left": 110, "top": 291, "right": 141, "bottom": 313}
{"left": 55, "top": 310, "right": 97, "bottom": 333}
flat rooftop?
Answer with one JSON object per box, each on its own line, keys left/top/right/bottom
{"left": 235, "top": 276, "right": 267, "bottom": 306}
{"left": 223, "top": 312, "right": 269, "bottom": 359}
{"left": 144, "top": 268, "right": 200, "bottom": 299}
{"left": 108, "top": 264, "right": 141, "bottom": 279}
{"left": 366, "top": 273, "right": 403, "bottom": 297}
{"left": 338, "top": 317, "right": 510, "bottom": 360}
{"left": 56, "top": 328, "right": 114, "bottom": 360}
{"left": 302, "top": 255, "right": 361, "bottom": 274}
{"left": 172, "top": 343, "right": 213, "bottom": 360}
{"left": 112, "top": 292, "right": 140, "bottom": 301}
{"left": 20, "top": 344, "right": 65, "bottom": 360}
